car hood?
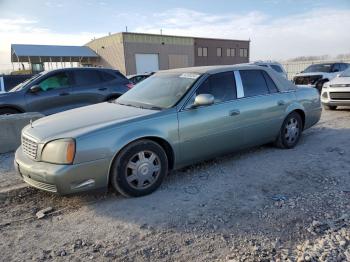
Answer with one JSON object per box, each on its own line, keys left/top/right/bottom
{"left": 23, "top": 102, "right": 159, "bottom": 142}
{"left": 327, "top": 76, "right": 350, "bottom": 85}
{"left": 295, "top": 72, "right": 330, "bottom": 77}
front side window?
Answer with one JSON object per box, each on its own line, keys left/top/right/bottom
{"left": 38, "top": 72, "right": 70, "bottom": 91}
{"left": 189, "top": 72, "right": 236, "bottom": 106}
{"left": 240, "top": 70, "right": 269, "bottom": 97}
{"left": 117, "top": 72, "right": 200, "bottom": 109}
{"left": 74, "top": 70, "right": 101, "bottom": 86}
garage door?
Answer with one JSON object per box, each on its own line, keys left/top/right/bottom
{"left": 168, "top": 54, "right": 189, "bottom": 69}
{"left": 135, "top": 54, "right": 159, "bottom": 74}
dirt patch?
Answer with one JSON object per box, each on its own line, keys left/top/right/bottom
{"left": 0, "top": 109, "right": 350, "bottom": 261}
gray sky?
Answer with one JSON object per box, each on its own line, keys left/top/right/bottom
{"left": 1, "top": 0, "right": 350, "bottom": 71}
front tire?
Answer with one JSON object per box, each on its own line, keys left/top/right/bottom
{"left": 110, "top": 139, "right": 168, "bottom": 197}
{"left": 275, "top": 112, "right": 303, "bottom": 149}
{"left": 324, "top": 105, "right": 337, "bottom": 110}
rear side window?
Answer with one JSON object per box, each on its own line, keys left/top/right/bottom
{"left": 262, "top": 71, "right": 278, "bottom": 93}
{"left": 271, "top": 65, "right": 283, "bottom": 73}
{"left": 99, "top": 71, "right": 116, "bottom": 82}
{"left": 240, "top": 70, "right": 269, "bottom": 97}
{"left": 73, "top": 70, "right": 101, "bottom": 85}
{"left": 195, "top": 72, "right": 236, "bottom": 103}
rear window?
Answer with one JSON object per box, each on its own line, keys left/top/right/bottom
{"left": 271, "top": 65, "right": 283, "bottom": 73}
{"left": 240, "top": 70, "right": 269, "bottom": 97}
{"left": 73, "top": 70, "right": 102, "bottom": 85}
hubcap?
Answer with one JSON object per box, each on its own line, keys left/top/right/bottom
{"left": 284, "top": 117, "right": 300, "bottom": 144}
{"left": 125, "top": 151, "right": 161, "bottom": 189}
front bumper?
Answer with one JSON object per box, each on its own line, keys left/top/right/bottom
{"left": 14, "top": 147, "right": 111, "bottom": 195}
{"left": 321, "top": 88, "right": 350, "bottom": 107}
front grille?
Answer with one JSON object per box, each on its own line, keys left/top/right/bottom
{"left": 330, "top": 92, "right": 350, "bottom": 100}
{"left": 23, "top": 176, "right": 57, "bottom": 192}
{"left": 330, "top": 84, "right": 350, "bottom": 88}
{"left": 294, "top": 75, "right": 322, "bottom": 85}
{"left": 22, "top": 135, "right": 38, "bottom": 159}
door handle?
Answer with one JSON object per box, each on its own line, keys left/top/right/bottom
{"left": 59, "top": 92, "right": 70, "bottom": 96}
{"left": 277, "top": 100, "right": 286, "bottom": 106}
{"left": 98, "top": 87, "right": 107, "bottom": 91}
{"left": 229, "top": 109, "right": 240, "bottom": 116}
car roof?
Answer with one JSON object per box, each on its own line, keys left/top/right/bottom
{"left": 43, "top": 67, "right": 120, "bottom": 74}
{"left": 158, "top": 64, "right": 265, "bottom": 75}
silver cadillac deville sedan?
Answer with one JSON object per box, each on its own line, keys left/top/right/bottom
{"left": 15, "top": 65, "right": 321, "bottom": 197}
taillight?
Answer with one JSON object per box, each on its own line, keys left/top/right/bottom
{"left": 126, "top": 83, "right": 134, "bottom": 89}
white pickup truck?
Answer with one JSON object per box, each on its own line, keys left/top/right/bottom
{"left": 293, "top": 63, "right": 350, "bottom": 92}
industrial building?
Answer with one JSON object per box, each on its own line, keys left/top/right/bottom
{"left": 86, "top": 32, "right": 250, "bottom": 75}
{"left": 10, "top": 32, "right": 250, "bottom": 75}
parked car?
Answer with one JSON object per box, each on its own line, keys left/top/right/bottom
{"left": 251, "top": 61, "right": 288, "bottom": 79}
{"left": 0, "top": 68, "right": 132, "bottom": 115}
{"left": 15, "top": 65, "right": 321, "bottom": 197}
{"left": 293, "top": 62, "right": 350, "bottom": 92}
{"left": 321, "top": 68, "right": 350, "bottom": 110}
{"left": 127, "top": 72, "right": 154, "bottom": 85}
{"left": 0, "top": 74, "right": 33, "bottom": 93}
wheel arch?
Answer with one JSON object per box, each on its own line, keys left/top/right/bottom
{"left": 107, "top": 136, "right": 175, "bottom": 185}
{"left": 0, "top": 104, "right": 25, "bottom": 113}
{"left": 285, "top": 103, "right": 306, "bottom": 130}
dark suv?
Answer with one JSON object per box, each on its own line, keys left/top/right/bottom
{"left": 0, "top": 68, "right": 132, "bottom": 115}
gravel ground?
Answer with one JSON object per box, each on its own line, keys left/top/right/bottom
{"left": 0, "top": 109, "right": 349, "bottom": 262}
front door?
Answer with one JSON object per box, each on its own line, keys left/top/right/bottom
{"left": 178, "top": 71, "right": 246, "bottom": 165}
{"left": 25, "top": 71, "right": 74, "bottom": 115}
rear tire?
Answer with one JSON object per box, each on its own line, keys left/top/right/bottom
{"left": 324, "top": 105, "right": 337, "bottom": 110}
{"left": 110, "top": 139, "right": 168, "bottom": 197}
{"left": 275, "top": 112, "right": 303, "bottom": 149}
{"left": 0, "top": 108, "right": 20, "bottom": 115}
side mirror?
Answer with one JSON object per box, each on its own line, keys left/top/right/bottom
{"left": 192, "top": 94, "right": 214, "bottom": 108}
{"left": 29, "top": 85, "right": 40, "bottom": 93}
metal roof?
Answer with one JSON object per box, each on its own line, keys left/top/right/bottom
{"left": 11, "top": 44, "right": 98, "bottom": 58}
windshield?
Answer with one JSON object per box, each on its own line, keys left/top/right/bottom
{"left": 340, "top": 68, "right": 350, "bottom": 77}
{"left": 9, "top": 73, "right": 43, "bottom": 92}
{"left": 116, "top": 72, "right": 201, "bottom": 109}
{"left": 303, "top": 64, "right": 332, "bottom": 73}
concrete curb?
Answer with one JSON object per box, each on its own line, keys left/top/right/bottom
{"left": 0, "top": 112, "right": 44, "bottom": 154}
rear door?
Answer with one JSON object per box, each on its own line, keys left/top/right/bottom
{"left": 68, "top": 69, "right": 108, "bottom": 108}
{"left": 25, "top": 71, "right": 74, "bottom": 114}
{"left": 233, "top": 69, "right": 293, "bottom": 146}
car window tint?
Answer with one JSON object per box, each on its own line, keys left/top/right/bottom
{"left": 38, "top": 72, "right": 70, "bottom": 91}
{"left": 240, "top": 70, "right": 269, "bottom": 97}
{"left": 332, "top": 64, "right": 341, "bottom": 72}
{"left": 262, "top": 71, "right": 278, "bottom": 93}
{"left": 271, "top": 65, "right": 283, "bottom": 73}
{"left": 340, "top": 64, "right": 348, "bottom": 71}
{"left": 74, "top": 70, "right": 101, "bottom": 85}
{"left": 100, "top": 71, "right": 116, "bottom": 82}
{"left": 195, "top": 72, "right": 236, "bottom": 103}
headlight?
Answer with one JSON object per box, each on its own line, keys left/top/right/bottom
{"left": 41, "top": 138, "right": 75, "bottom": 164}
